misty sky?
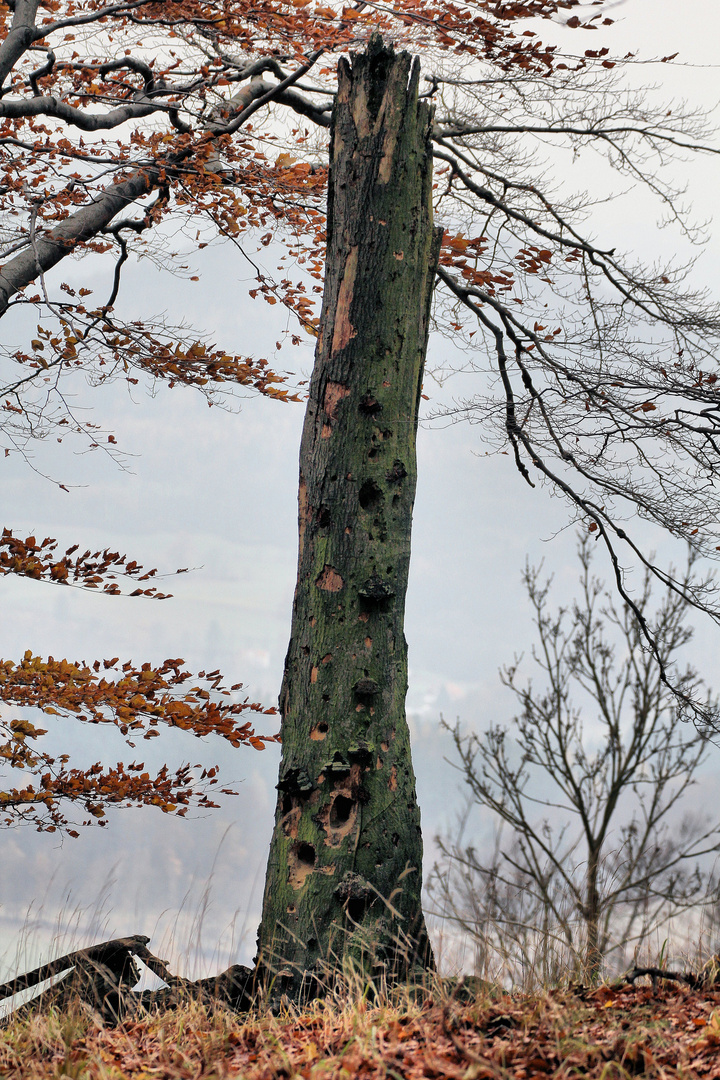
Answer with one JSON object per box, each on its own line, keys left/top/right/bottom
{"left": 2, "top": 0, "right": 720, "bottom": 982}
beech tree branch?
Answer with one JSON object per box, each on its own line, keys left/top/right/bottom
{"left": 0, "top": 53, "right": 325, "bottom": 316}
{"left": 0, "top": 169, "right": 156, "bottom": 316}
{"left": 0, "top": 0, "right": 39, "bottom": 86}
{"left": 0, "top": 93, "right": 158, "bottom": 129}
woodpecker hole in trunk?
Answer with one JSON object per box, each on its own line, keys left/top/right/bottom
{"left": 359, "top": 480, "right": 383, "bottom": 510}
{"left": 329, "top": 794, "right": 354, "bottom": 828}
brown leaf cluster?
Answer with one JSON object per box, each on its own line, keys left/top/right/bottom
{"left": 0, "top": 652, "right": 276, "bottom": 741}
{"left": 439, "top": 231, "right": 516, "bottom": 298}
{"left": 11, "top": 318, "right": 300, "bottom": 404}
{"left": 1, "top": 528, "right": 174, "bottom": 597}
{"left": 0, "top": 653, "right": 278, "bottom": 832}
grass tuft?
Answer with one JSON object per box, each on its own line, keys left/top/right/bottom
{"left": 3, "top": 977, "right": 720, "bottom": 1078}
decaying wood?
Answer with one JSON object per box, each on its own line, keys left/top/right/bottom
{"left": 0, "top": 935, "right": 254, "bottom": 1024}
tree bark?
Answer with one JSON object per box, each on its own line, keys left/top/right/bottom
{"left": 255, "top": 35, "right": 441, "bottom": 1002}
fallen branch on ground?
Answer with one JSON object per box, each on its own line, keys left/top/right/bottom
{"left": 0, "top": 934, "right": 254, "bottom": 1023}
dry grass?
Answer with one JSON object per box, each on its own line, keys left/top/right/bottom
{"left": 3, "top": 978, "right": 720, "bottom": 1079}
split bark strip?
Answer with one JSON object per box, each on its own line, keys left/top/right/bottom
{"left": 256, "top": 34, "right": 442, "bottom": 1001}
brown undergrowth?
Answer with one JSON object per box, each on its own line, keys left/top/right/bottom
{"left": 3, "top": 980, "right": 720, "bottom": 1079}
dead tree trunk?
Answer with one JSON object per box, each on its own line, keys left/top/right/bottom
{"left": 255, "top": 35, "right": 441, "bottom": 1001}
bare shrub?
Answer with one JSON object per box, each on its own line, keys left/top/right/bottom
{"left": 429, "top": 538, "right": 720, "bottom": 985}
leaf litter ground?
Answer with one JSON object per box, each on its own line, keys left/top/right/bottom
{"left": 3, "top": 982, "right": 720, "bottom": 1078}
